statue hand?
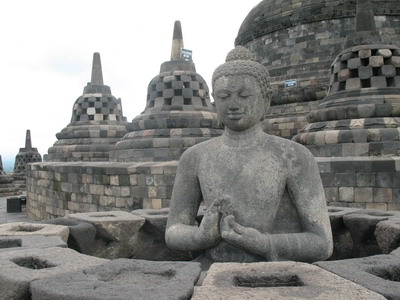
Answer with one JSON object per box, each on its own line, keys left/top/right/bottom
{"left": 220, "top": 215, "right": 269, "bottom": 256}
{"left": 196, "top": 198, "right": 223, "bottom": 247}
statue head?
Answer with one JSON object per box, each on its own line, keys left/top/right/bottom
{"left": 212, "top": 46, "right": 272, "bottom": 131}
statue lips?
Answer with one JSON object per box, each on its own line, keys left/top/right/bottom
{"left": 226, "top": 113, "right": 244, "bottom": 120}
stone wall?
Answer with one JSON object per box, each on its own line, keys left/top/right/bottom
{"left": 26, "top": 161, "right": 177, "bottom": 220}
{"left": 26, "top": 156, "right": 400, "bottom": 221}
{"left": 318, "top": 156, "right": 400, "bottom": 210}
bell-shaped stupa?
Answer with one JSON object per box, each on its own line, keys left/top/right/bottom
{"left": 0, "top": 155, "right": 20, "bottom": 196}
{"left": 292, "top": 0, "right": 400, "bottom": 208}
{"left": 11, "top": 130, "right": 42, "bottom": 189}
{"left": 110, "top": 21, "right": 223, "bottom": 162}
{"left": 47, "top": 53, "right": 128, "bottom": 161}
{"left": 293, "top": 0, "right": 400, "bottom": 156}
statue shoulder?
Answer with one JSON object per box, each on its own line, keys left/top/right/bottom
{"left": 262, "top": 134, "right": 315, "bottom": 161}
{"left": 178, "top": 137, "right": 222, "bottom": 164}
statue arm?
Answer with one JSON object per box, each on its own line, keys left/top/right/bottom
{"left": 268, "top": 148, "right": 333, "bottom": 262}
{"left": 165, "top": 151, "right": 221, "bottom": 251}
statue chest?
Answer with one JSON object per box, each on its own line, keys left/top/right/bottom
{"left": 197, "top": 149, "right": 288, "bottom": 230}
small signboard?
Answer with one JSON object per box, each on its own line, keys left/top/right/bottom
{"left": 180, "top": 48, "right": 192, "bottom": 60}
{"left": 285, "top": 79, "right": 297, "bottom": 88}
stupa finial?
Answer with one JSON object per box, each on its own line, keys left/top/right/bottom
{"left": 91, "top": 52, "right": 104, "bottom": 85}
{"left": 25, "top": 130, "right": 32, "bottom": 149}
{"left": 355, "top": 0, "right": 376, "bottom": 32}
{"left": 170, "top": 21, "right": 184, "bottom": 61}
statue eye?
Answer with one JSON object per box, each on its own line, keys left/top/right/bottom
{"left": 240, "top": 91, "right": 252, "bottom": 98}
{"left": 217, "top": 92, "right": 229, "bottom": 99}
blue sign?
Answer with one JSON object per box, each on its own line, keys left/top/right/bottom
{"left": 285, "top": 79, "right": 297, "bottom": 88}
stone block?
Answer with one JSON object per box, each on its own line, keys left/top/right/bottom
{"left": 358, "top": 49, "right": 372, "bottom": 59}
{"left": 0, "top": 235, "right": 66, "bottom": 252}
{"left": 328, "top": 206, "right": 361, "bottom": 260}
{"left": 338, "top": 68, "right": 351, "bottom": 81}
{"left": 315, "top": 253, "right": 400, "bottom": 300}
{"left": 0, "top": 222, "right": 69, "bottom": 243}
{"left": 0, "top": 247, "right": 107, "bottom": 300}
{"left": 343, "top": 210, "right": 394, "bottom": 257}
{"left": 40, "top": 218, "right": 96, "bottom": 255}
{"left": 375, "top": 219, "right": 400, "bottom": 254}
{"left": 358, "top": 65, "right": 373, "bottom": 79}
{"left": 30, "top": 259, "right": 201, "bottom": 300}
{"left": 388, "top": 56, "right": 400, "bottom": 67}
{"left": 371, "top": 76, "right": 387, "bottom": 88}
{"left": 193, "top": 262, "right": 384, "bottom": 300}
{"left": 377, "top": 48, "right": 392, "bottom": 58}
{"left": 355, "top": 187, "right": 373, "bottom": 203}
{"left": 356, "top": 172, "right": 375, "bottom": 186}
{"left": 339, "top": 187, "right": 354, "bottom": 202}
{"left": 369, "top": 56, "right": 384, "bottom": 67}
{"left": 373, "top": 187, "right": 393, "bottom": 203}
{"left": 379, "top": 65, "right": 396, "bottom": 78}
{"left": 347, "top": 57, "right": 361, "bottom": 69}
{"left": 66, "top": 211, "right": 145, "bottom": 259}
{"left": 346, "top": 78, "right": 361, "bottom": 90}
{"left": 131, "top": 208, "right": 194, "bottom": 261}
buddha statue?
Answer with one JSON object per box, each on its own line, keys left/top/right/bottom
{"left": 166, "top": 46, "right": 333, "bottom": 264}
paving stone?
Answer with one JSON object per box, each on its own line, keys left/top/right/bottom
{"left": 66, "top": 211, "right": 145, "bottom": 259}
{"left": 0, "top": 222, "right": 69, "bottom": 243}
{"left": 315, "top": 253, "right": 400, "bottom": 300}
{"left": 0, "top": 235, "right": 66, "bottom": 252}
{"left": 0, "top": 247, "right": 107, "bottom": 300}
{"left": 193, "top": 262, "right": 385, "bottom": 300}
{"left": 30, "top": 259, "right": 201, "bottom": 300}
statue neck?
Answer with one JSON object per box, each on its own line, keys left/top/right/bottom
{"left": 222, "top": 124, "right": 264, "bottom": 147}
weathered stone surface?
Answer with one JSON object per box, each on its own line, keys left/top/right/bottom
{"left": 66, "top": 211, "right": 145, "bottom": 259}
{"left": 40, "top": 217, "right": 96, "bottom": 255}
{"left": 0, "top": 247, "right": 108, "bottom": 300}
{"left": 0, "top": 235, "right": 66, "bottom": 252}
{"left": 30, "top": 259, "right": 201, "bottom": 300}
{"left": 375, "top": 219, "right": 400, "bottom": 254}
{"left": 193, "top": 262, "right": 385, "bottom": 300}
{"left": 131, "top": 208, "right": 194, "bottom": 261}
{"left": 166, "top": 47, "right": 332, "bottom": 264}
{"left": 328, "top": 206, "right": 361, "bottom": 259}
{"left": 343, "top": 210, "right": 389, "bottom": 257}
{"left": 0, "top": 222, "right": 69, "bottom": 243}
{"left": 315, "top": 253, "right": 400, "bottom": 300}
{"left": 343, "top": 210, "right": 396, "bottom": 257}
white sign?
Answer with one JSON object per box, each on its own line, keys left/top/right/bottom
{"left": 285, "top": 79, "right": 297, "bottom": 88}
{"left": 180, "top": 48, "right": 192, "bottom": 60}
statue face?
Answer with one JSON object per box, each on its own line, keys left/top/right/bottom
{"left": 213, "top": 75, "right": 265, "bottom": 132}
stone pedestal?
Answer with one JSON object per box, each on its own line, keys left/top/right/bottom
{"left": 30, "top": 259, "right": 201, "bottom": 300}
{"left": 0, "top": 247, "right": 108, "bottom": 300}
{"left": 66, "top": 211, "right": 145, "bottom": 259}
{"left": 193, "top": 262, "right": 385, "bottom": 299}
{"left": 0, "top": 222, "right": 69, "bottom": 243}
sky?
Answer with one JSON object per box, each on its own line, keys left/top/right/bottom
{"left": 0, "top": 0, "right": 261, "bottom": 171}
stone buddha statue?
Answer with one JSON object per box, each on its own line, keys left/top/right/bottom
{"left": 166, "top": 46, "right": 333, "bottom": 264}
